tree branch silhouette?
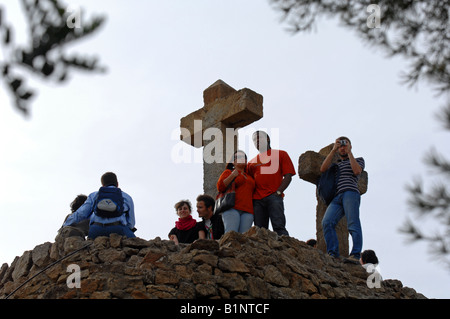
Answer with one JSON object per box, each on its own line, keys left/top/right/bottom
{"left": 0, "top": 0, "right": 106, "bottom": 116}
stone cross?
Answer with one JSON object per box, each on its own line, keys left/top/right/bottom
{"left": 180, "top": 80, "right": 263, "bottom": 198}
{"left": 298, "top": 144, "right": 368, "bottom": 257}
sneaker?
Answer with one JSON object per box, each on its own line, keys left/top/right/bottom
{"left": 327, "top": 252, "right": 339, "bottom": 259}
{"left": 328, "top": 253, "right": 346, "bottom": 264}
{"left": 344, "top": 255, "right": 360, "bottom": 264}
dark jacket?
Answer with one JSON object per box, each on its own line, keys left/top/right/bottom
{"left": 198, "top": 214, "right": 224, "bottom": 240}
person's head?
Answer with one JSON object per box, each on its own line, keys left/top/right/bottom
{"left": 174, "top": 199, "right": 192, "bottom": 219}
{"left": 226, "top": 150, "right": 248, "bottom": 171}
{"left": 70, "top": 194, "right": 87, "bottom": 212}
{"left": 101, "top": 172, "right": 119, "bottom": 187}
{"left": 306, "top": 239, "right": 317, "bottom": 248}
{"left": 252, "top": 131, "right": 270, "bottom": 153}
{"left": 196, "top": 194, "right": 215, "bottom": 220}
{"left": 360, "top": 249, "right": 379, "bottom": 265}
{"left": 337, "top": 136, "right": 352, "bottom": 159}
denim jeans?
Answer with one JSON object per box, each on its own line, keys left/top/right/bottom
{"left": 253, "top": 193, "right": 289, "bottom": 236}
{"left": 88, "top": 224, "right": 136, "bottom": 239}
{"left": 322, "top": 190, "right": 362, "bottom": 258}
{"left": 222, "top": 208, "right": 254, "bottom": 234}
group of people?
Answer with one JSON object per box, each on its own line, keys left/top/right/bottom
{"left": 168, "top": 131, "right": 295, "bottom": 245}
{"left": 59, "top": 132, "right": 370, "bottom": 267}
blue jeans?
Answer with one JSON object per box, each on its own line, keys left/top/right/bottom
{"left": 253, "top": 193, "right": 289, "bottom": 236}
{"left": 88, "top": 224, "right": 136, "bottom": 239}
{"left": 222, "top": 208, "right": 254, "bottom": 234}
{"left": 322, "top": 191, "right": 362, "bottom": 258}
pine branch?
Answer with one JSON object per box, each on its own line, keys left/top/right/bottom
{"left": 0, "top": 0, "right": 106, "bottom": 116}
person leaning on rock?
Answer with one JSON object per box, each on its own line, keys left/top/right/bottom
{"left": 360, "top": 249, "right": 383, "bottom": 283}
{"left": 320, "top": 137, "right": 365, "bottom": 262}
{"left": 196, "top": 194, "right": 224, "bottom": 240}
{"left": 62, "top": 172, "right": 136, "bottom": 239}
{"left": 55, "top": 194, "right": 88, "bottom": 241}
{"left": 169, "top": 199, "right": 206, "bottom": 245}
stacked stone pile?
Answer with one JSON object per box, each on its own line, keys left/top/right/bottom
{"left": 0, "top": 227, "right": 426, "bottom": 299}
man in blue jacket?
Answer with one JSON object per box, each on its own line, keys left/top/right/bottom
{"left": 63, "top": 172, "right": 136, "bottom": 239}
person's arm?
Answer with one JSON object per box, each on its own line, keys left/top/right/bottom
{"left": 169, "top": 234, "right": 179, "bottom": 245}
{"left": 124, "top": 193, "right": 136, "bottom": 229}
{"left": 347, "top": 144, "right": 362, "bottom": 176}
{"left": 223, "top": 169, "right": 239, "bottom": 187}
{"left": 198, "top": 230, "right": 206, "bottom": 239}
{"left": 276, "top": 151, "right": 296, "bottom": 195}
{"left": 277, "top": 173, "right": 293, "bottom": 194}
{"left": 320, "top": 139, "right": 340, "bottom": 173}
{"left": 62, "top": 194, "right": 95, "bottom": 226}
{"left": 217, "top": 170, "right": 237, "bottom": 192}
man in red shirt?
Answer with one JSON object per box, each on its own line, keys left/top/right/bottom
{"left": 247, "top": 131, "right": 296, "bottom": 236}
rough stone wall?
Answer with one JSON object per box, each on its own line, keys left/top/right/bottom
{"left": 0, "top": 227, "right": 426, "bottom": 299}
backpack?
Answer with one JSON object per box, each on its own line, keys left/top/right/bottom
{"left": 94, "top": 186, "right": 126, "bottom": 218}
{"left": 317, "top": 163, "right": 339, "bottom": 205}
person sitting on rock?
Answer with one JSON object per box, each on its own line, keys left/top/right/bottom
{"left": 55, "top": 194, "right": 89, "bottom": 240}
{"left": 196, "top": 194, "right": 224, "bottom": 240}
{"left": 306, "top": 239, "right": 317, "bottom": 248}
{"left": 360, "top": 249, "right": 379, "bottom": 266}
{"left": 169, "top": 199, "right": 206, "bottom": 245}
{"left": 62, "top": 172, "right": 136, "bottom": 239}
{"left": 360, "top": 249, "right": 383, "bottom": 284}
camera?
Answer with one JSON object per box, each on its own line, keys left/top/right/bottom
{"left": 340, "top": 139, "right": 347, "bottom": 146}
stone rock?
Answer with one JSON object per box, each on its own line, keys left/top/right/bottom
{"left": 11, "top": 251, "right": 32, "bottom": 281}
{"left": 298, "top": 150, "right": 325, "bottom": 184}
{"left": 218, "top": 257, "right": 249, "bottom": 273}
{"left": 264, "top": 264, "right": 290, "bottom": 287}
{"left": 97, "top": 248, "right": 126, "bottom": 264}
{"left": 32, "top": 242, "right": 52, "bottom": 268}
{"left": 0, "top": 227, "right": 427, "bottom": 299}
{"left": 188, "top": 239, "right": 219, "bottom": 252}
{"left": 0, "top": 264, "right": 9, "bottom": 284}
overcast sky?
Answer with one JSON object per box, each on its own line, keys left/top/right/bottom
{"left": 0, "top": 0, "right": 448, "bottom": 299}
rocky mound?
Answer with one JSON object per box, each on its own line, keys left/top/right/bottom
{"left": 0, "top": 227, "right": 426, "bottom": 299}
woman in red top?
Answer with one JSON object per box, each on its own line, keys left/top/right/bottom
{"left": 217, "top": 150, "right": 255, "bottom": 234}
